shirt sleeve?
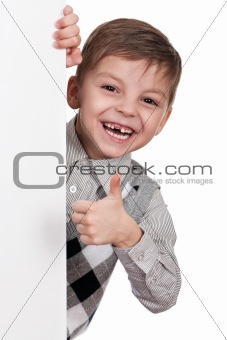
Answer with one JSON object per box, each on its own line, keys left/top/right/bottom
{"left": 113, "top": 189, "right": 181, "bottom": 313}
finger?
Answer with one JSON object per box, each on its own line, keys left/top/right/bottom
{"left": 109, "top": 173, "right": 122, "bottom": 198}
{"left": 66, "top": 47, "right": 72, "bottom": 55}
{"left": 66, "top": 48, "right": 83, "bottom": 67}
{"left": 80, "top": 234, "right": 94, "bottom": 245}
{"left": 54, "top": 25, "right": 80, "bottom": 41}
{"left": 71, "top": 212, "right": 85, "bottom": 224}
{"left": 54, "top": 35, "right": 81, "bottom": 49}
{"left": 80, "top": 234, "right": 100, "bottom": 245}
{"left": 72, "top": 200, "right": 94, "bottom": 213}
{"left": 76, "top": 223, "right": 87, "bottom": 235}
{"left": 55, "top": 12, "right": 79, "bottom": 29}
{"left": 63, "top": 5, "right": 73, "bottom": 16}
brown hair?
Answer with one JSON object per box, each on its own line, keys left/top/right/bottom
{"left": 76, "top": 18, "right": 182, "bottom": 106}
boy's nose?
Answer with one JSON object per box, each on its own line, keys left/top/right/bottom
{"left": 115, "top": 98, "right": 137, "bottom": 117}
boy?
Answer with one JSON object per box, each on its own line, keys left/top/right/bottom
{"left": 55, "top": 5, "right": 182, "bottom": 339}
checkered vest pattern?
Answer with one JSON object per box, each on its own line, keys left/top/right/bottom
{"left": 66, "top": 160, "right": 159, "bottom": 339}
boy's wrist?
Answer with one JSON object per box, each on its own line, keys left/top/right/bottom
{"left": 112, "top": 216, "right": 144, "bottom": 249}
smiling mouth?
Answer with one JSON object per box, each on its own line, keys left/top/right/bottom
{"left": 102, "top": 122, "right": 134, "bottom": 140}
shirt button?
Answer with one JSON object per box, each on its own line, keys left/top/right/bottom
{"left": 138, "top": 253, "right": 145, "bottom": 261}
{"left": 70, "top": 185, "right": 77, "bottom": 193}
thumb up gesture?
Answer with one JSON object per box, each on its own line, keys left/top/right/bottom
{"left": 71, "top": 174, "right": 143, "bottom": 248}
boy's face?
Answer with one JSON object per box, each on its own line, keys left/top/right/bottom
{"left": 67, "top": 56, "right": 172, "bottom": 159}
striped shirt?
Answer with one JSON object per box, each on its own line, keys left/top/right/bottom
{"left": 66, "top": 115, "right": 181, "bottom": 339}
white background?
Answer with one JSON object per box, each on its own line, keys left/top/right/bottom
{"left": 66, "top": 1, "right": 227, "bottom": 339}
{"left": 1, "top": 1, "right": 66, "bottom": 339}
{"left": 0, "top": 1, "right": 226, "bottom": 340}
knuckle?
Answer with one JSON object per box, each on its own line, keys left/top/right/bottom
{"left": 81, "top": 215, "right": 89, "bottom": 225}
{"left": 80, "top": 235, "right": 88, "bottom": 244}
{"left": 87, "top": 202, "right": 95, "bottom": 215}
{"left": 92, "top": 236, "right": 101, "bottom": 245}
{"left": 77, "top": 215, "right": 83, "bottom": 224}
{"left": 72, "top": 202, "right": 78, "bottom": 211}
{"left": 71, "top": 213, "right": 77, "bottom": 223}
{"left": 56, "top": 40, "right": 65, "bottom": 48}
{"left": 53, "top": 31, "right": 59, "bottom": 40}
{"left": 71, "top": 36, "right": 80, "bottom": 46}
{"left": 88, "top": 204, "right": 95, "bottom": 212}
{"left": 58, "top": 18, "right": 66, "bottom": 27}
{"left": 73, "top": 25, "right": 80, "bottom": 35}
{"left": 72, "top": 13, "right": 79, "bottom": 23}
{"left": 77, "top": 34, "right": 82, "bottom": 44}
{"left": 58, "top": 17, "right": 66, "bottom": 28}
{"left": 76, "top": 223, "right": 83, "bottom": 233}
{"left": 88, "top": 227, "right": 96, "bottom": 237}
{"left": 56, "top": 30, "right": 62, "bottom": 40}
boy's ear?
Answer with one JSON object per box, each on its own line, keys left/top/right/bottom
{"left": 155, "top": 106, "right": 172, "bottom": 136}
{"left": 67, "top": 76, "right": 80, "bottom": 109}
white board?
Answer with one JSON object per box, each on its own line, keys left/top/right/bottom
{"left": 1, "top": 1, "right": 66, "bottom": 339}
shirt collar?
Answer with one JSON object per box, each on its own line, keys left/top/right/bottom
{"left": 66, "top": 115, "right": 132, "bottom": 195}
{"left": 66, "top": 115, "right": 87, "bottom": 167}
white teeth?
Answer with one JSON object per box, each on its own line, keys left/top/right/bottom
{"left": 104, "top": 123, "right": 115, "bottom": 129}
{"left": 104, "top": 122, "right": 133, "bottom": 134}
{"left": 105, "top": 129, "right": 130, "bottom": 140}
{"left": 120, "top": 127, "right": 132, "bottom": 134}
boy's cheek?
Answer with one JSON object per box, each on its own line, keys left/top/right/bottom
{"left": 80, "top": 96, "right": 114, "bottom": 115}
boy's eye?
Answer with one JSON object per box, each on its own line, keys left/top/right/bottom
{"left": 102, "top": 85, "right": 117, "bottom": 92}
{"left": 143, "top": 98, "right": 158, "bottom": 106}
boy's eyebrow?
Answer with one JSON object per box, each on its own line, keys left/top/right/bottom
{"left": 96, "top": 72, "right": 123, "bottom": 83}
{"left": 96, "top": 72, "right": 166, "bottom": 98}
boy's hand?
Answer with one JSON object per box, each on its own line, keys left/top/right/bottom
{"left": 54, "top": 5, "right": 82, "bottom": 68}
{"left": 71, "top": 174, "right": 143, "bottom": 248}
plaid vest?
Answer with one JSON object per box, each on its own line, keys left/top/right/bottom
{"left": 67, "top": 160, "right": 159, "bottom": 339}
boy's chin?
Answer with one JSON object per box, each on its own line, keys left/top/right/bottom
{"left": 103, "top": 150, "right": 127, "bottom": 160}
{"left": 91, "top": 145, "right": 132, "bottom": 160}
